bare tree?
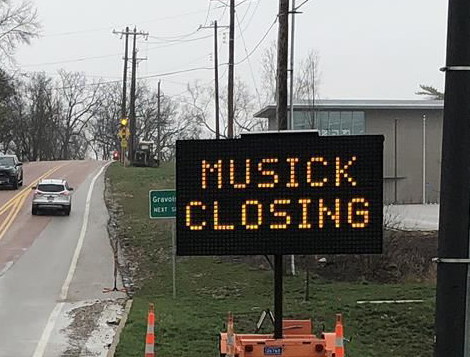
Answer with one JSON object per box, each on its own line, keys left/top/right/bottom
{"left": 0, "top": 0, "right": 40, "bottom": 63}
{"left": 185, "top": 78, "right": 264, "bottom": 138}
{"left": 55, "top": 70, "right": 102, "bottom": 159}
{"left": 260, "top": 40, "right": 277, "bottom": 106}
{"left": 295, "top": 50, "right": 321, "bottom": 128}
{"left": 0, "top": 68, "right": 14, "bottom": 152}
{"left": 88, "top": 82, "right": 121, "bottom": 160}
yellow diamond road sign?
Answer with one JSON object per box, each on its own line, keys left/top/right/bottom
{"left": 118, "top": 128, "right": 130, "bottom": 139}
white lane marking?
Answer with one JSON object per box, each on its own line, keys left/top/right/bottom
{"left": 32, "top": 162, "right": 111, "bottom": 357}
{"left": 31, "top": 303, "right": 64, "bottom": 357}
{"left": 357, "top": 299, "right": 424, "bottom": 304}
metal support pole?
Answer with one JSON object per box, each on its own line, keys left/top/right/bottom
{"left": 423, "top": 114, "right": 426, "bottom": 204}
{"left": 394, "top": 118, "right": 398, "bottom": 203}
{"left": 227, "top": 0, "right": 235, "bottom": 138}
{"left": 157, "top": 80, "right": 162, "bottom": 162}
{"left": 434, "top": 1, "right": 470, "bottom": 354}
{"left": 274, "top": 254, "right": 283, "bottom": 339}
{"left": 289, "top": 0, "right": 296, "bottom": 130}
{"left": 172, "top": 220, "right": 176, "bottom": 299}
{"left": 214, "top": 20, "right": 220, "bottom": 139}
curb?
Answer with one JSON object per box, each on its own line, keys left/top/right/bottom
{"left": 107, "top": 299, "right": 133, "bottom": 357}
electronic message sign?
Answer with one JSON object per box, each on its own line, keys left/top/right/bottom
{"left": 176, "top": 131, "right": 383, "bottom": 255}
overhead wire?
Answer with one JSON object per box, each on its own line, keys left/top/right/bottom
{"left": 239, "top": 0, "right": 261, "bottom": 35}
{"left": 146, "top": 0, "right": 213, "bottom": 42}
{"left": 42, "top": 9, "right": 210, "bottom": 38}
{"left": 235, "top": 11, "right": 262, "bottom": 109}
{"left": 234, "top": 16, "right": 277, "bottom": 65}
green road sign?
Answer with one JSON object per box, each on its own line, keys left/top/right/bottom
{"left": 149, "top": 189, "right": 176, "bottom": 219}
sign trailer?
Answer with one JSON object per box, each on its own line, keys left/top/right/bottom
{"left": 176, "top": 131, "right": 384, "bottom": 354}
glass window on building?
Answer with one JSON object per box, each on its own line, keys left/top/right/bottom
{"left": 290, "top": 110, "right": 365, "bottom": 135}
{"left": 329, "top": 112, "right": 340, "bottom": 135}
{"left": 352, "top": 112, "right": 365, "bottom": 134}
{"left": 293, "top": 111, "right": 315, "bottom": 130}
{"left": 340, "top": 111, "right": 352, "bottom": 135}
{"left": 318, "top": 111, "right": 329, "bottom": 135}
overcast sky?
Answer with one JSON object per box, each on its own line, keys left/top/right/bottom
{"left": 15, "top": 0, "right": 448, "bottom": 106}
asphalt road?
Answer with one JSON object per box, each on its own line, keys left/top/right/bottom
{"left": 0, "top": 160, "right": 126, "bottom": 357}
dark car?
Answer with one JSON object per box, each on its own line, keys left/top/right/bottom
{"left": 0, "top": 155, "right": 23, "bottom": 190}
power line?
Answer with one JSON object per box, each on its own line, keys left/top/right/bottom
{"left": 238, "top": 0, "right": 261, "bottom": 36}
{"left": 144, "top": 33, "right": 215, "bottom": 46}
{"left": 42, "top": 9, "right": 210, "bottom": 38}
{"left": 20, "top": 33, "right": 217, "bottom": 68}
{"left": 202, "top": 0, "right": 213, "bottom": 27}
{"left": 235, "top": 11, "right": 262, "bottom": 108}
{"left": 235, "top": 16, "right": 277, "bottom": 65}
{"left": 19, "top": 52, "right": 123, "bottom": 67}
{"left": 296, "top": 0, "right": 311, "bottom": 10}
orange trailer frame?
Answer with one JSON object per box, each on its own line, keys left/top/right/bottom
{"left": 219, "top": 313, "right": 345, "bottom": 357}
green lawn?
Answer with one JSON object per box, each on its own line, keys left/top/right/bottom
{"left": 106, "top": 162, "right": 436, "bottom": 357}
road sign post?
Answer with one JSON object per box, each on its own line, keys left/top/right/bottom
{"left": 149, "top": 189, "right": 177, "bottom": 298}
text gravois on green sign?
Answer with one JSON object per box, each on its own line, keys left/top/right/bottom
{"left": 149, "top": 189, "right": 176, "bottom": 219}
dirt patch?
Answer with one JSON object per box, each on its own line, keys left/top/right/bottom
{"left": 61, "top": 299, "right": 125, "bottom": 357}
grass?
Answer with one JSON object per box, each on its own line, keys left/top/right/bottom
{"left": 106, "top": 162, "right": 436, "bottom": 357}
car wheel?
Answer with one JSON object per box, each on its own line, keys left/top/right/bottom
{"left": 64, "top": 206, "right": 71, "bottom": 216}
{"left": 19, "top": 175, "right": 23, "bottom": 186}
{"left": 11, "top": 179, "right": 18, "bottom": 190}
{"left": 32, "top": 205, "right": 38, "bottom": 215}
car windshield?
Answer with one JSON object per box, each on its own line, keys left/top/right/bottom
{"left": 37, "top": 184, "right": 65, "bottom": 193}
{"left": 0, "top": 157, "right": 14, "bottom": 166}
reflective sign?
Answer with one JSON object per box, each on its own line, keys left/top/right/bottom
{"left": 176, "top": 131, "right": 384, "bottom": 256}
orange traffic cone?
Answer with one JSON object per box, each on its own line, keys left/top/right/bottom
{"left": 335, "top": 314, "right": 345, "bottom": 357}
{"left": 227, "top": 312, "right": 235, "bottom": 357}
{"left": 145, "top": 303, "right": 155, "bottom": 357}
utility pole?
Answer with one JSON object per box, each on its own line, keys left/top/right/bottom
{"left": 434, "top": 0, "right": 470, "bottom": 356}
{"left": 127, "top": 27, "right": 148, "bottom": 165}
{"left": 277, "top": 0, "right": 289, "bottom": 131}
{"left": 228, "top": 0, "right": 235, "bottom": 138}
{"left": 129, "top": 29, "right": 137, "bottom": 165}
{"left": 200, "top": 21, "right": 229, "bottom": 139}
{"left": 157, "top": 80, "right": 161, "bottom": 162}
{"left": 113, "top": 27, "right": 130, "bottom": 164}
{"left": 274, "top": 0, "right": 290, "bottom": 341}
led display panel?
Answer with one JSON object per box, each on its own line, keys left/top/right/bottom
{"left": 176, "top": 131, "right": 384, "bottom": 255}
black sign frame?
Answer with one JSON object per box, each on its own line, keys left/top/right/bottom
{"left": 176, "top": 131, "right": 383, "bottom": 256}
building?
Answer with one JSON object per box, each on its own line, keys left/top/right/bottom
{"left": 254, "top": 99, "right": 444, "bottom": 204}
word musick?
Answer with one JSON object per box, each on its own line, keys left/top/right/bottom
{"left": 200, "top": 156, "right": 358, "bottom": 189}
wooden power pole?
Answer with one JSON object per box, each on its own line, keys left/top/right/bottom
{"left": 276, "top": 0, "right": 289, "bottom": 131}
{"left": 127, "top": 27, "right": 148, "bottom": 164}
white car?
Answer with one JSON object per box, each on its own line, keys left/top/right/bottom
{"left": 32, "top": 179, "right": 74, "bottom": 216}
